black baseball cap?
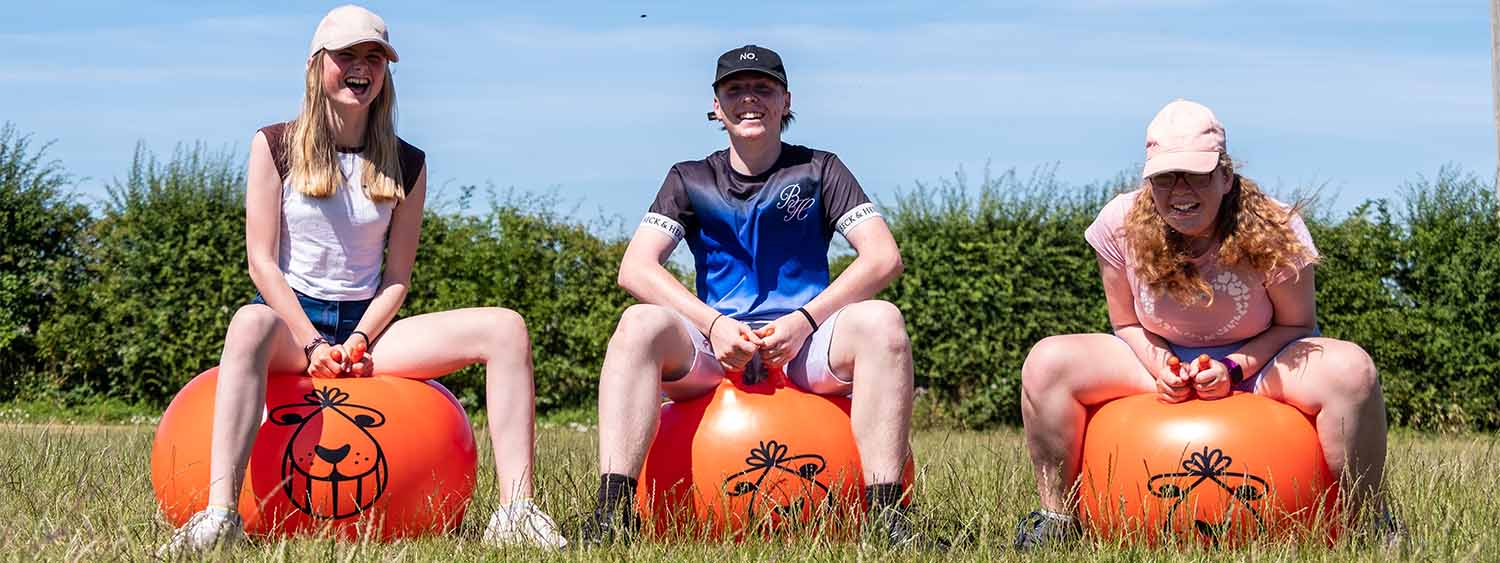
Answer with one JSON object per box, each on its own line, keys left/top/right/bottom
{"left": 713, "top": 45, "right": 787, "bottom": 87}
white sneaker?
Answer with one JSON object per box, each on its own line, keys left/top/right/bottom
{"left": 482, "top": 499, "right": 568, "bottom": 549}
{"left": 157, "top": 506, "right": 245, "bottom": 556}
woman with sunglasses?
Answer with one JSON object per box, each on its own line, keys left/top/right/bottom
{"left": 1012, "top": 99, "right": 1397, "bottom": 548}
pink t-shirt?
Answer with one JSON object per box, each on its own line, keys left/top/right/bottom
{"left": 1084, "top": 190, "right": 1318, "bottom": 347}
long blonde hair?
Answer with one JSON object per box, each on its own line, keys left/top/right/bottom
{"left": 1124, "top": 153, "right": 1316, "bottom": 305}
{"left": 283, "top": 51, "right": 404, "bottom": 202}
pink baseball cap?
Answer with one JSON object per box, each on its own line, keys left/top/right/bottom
{"left": 309, "top": 5, "right": 399, "bottom": 62}
{"left": 1142, "top": 99, "right": 1224, "bottom": 178}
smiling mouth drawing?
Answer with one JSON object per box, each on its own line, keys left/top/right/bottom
{"left": 269, "top": 387, "right": 390, "bottom": 520}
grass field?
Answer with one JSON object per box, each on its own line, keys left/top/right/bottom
{"left": 0, "top": 421, "right": 1494, "bottom": 562}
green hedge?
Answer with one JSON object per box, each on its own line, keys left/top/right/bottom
{"left": 870, "top": 168, "right": 1115, "bottom": 428}
{"left": 2, "top": 126, "right": 1497, "bottom": 430}
{"left": 401, "top": 188, "right": 637, "bottom": 410}
{"left": 0, "top": 125, "right": 91, "bottom": 399}
{"left": 1312, "top": 169, "right": 1500, "bottom": 430}
{"left": 37, "top": 146, "right": 248, "bottom": 402}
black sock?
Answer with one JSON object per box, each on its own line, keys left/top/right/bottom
{"left": 865, "top": 482, "right": 905, "bottom": 513}
{"left": 596, "top": 473, "right": 638, "bottom": 514}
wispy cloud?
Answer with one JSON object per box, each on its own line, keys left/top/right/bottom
{"left": 1, "top": 3, "right": 1489, "bottom": 214}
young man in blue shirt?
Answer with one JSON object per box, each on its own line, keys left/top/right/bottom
{"left": 583, "top": 45, "right": 920, "bottom": 547}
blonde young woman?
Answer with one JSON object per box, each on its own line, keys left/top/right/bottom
{"left": 1014, "top": 100, "right": 1397, "bottom": 548}
{"left": 160, "top": 5, "right": 564, "bottom": 553}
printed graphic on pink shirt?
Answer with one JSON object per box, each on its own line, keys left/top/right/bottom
{"left": 1137, "top": 266, "right": 1259, "bottom": 345}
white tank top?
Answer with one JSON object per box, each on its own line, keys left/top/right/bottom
{"left": 278, "top": 152, "right": 393, "bottom": 300}
{"left": 258, "top": 122, "right": 425, "bottom": 302}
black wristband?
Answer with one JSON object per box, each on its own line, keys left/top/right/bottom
{"left": 708, "top": 313, "right": 726, "bottom": 337}
{"left": 350, "top": 330, "right": 371, "bottom": 347}
{"left": 796, "top": 307, "right": 818, "bottom": 331}
{"left": 303, "top": 337, "right": 331, "bottom": 363}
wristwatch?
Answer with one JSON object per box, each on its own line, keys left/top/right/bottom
{"left": 1223, "top": 357, "right": 1245, "bottom": 385}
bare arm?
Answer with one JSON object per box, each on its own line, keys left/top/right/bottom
{"left": 1226, "top": 266, "right": 1318, "bottom": 375}
{"left": 803, "top": 218, "right": 902, "bottom": 323}
{"left": 245, "top": 132, "right": 323, "bottom": 349}
{"left": 617, "top": 228, "right": 722, "bottom": 333}
{"left": 1099, "top": 255, "right": 1191, "bottom": 401}
{"left": 351, "top": 164, "right": 426, "bottom": 347}
{"left": 617, "top": 227, "right": 761, "bottom": 369}
{"left": 757, "top": 218, "right": 903, "bottom": 368}
{"left": 1102, "top": 255, "right": 1177, "bottom": 374}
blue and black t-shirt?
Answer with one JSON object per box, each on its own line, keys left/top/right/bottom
{"left": 640, "top": 143, "right": 882, "bottom": 322}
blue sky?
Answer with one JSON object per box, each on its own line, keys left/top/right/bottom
{"left": 2, "top": 1, "right": 1490, "bottom": 225}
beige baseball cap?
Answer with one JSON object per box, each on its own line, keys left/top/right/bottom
{"left": 309, "top": 5, "right": 399, "bottom": 62}
{"left": 1142, "top": 99, "right": 1224, "bottom": 178}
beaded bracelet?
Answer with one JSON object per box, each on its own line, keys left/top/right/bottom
{"left": 303, "top": 337, "right": 331, "bottom": 363}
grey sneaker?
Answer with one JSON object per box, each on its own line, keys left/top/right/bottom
{"left": 1363, "top": 509, "right": 1409, "bottom": 550}
{"left": 865, "top": 506, "right": 950, "bottom": 551}
{"left": 1013, "top": 510, "right": 1081, "bottom": 550}
{"left": 577, "top": 506, "right": 641, "bottom": 547}
{"left": 157, "top": 506, "right": 245, "bottom": 556}
{"left": 482, "top": 499, "right": 568, "bottom": 549}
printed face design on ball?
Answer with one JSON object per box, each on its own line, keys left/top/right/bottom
{"left": 269, "top": 387, "right": 390, "bottom": 519}
{"left": 722, "top": 440, "right": 830, "bottom": 519}
{"left": 1147, "top": 447, "right": 1270, "bottom": 543}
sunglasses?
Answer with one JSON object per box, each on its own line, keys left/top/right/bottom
{"left": 1149, "top": 170, "right": 1216, "bottom": 190}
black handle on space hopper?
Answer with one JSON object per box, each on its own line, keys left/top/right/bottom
{"left": 740, "top": 321, "right": 775, "bottom": 385}
{"left": 742, "top": 352, "right": 769, "bottom": 385}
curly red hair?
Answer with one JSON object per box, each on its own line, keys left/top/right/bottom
{"left": 1123, "top": 154, "right": 1317, "bottom": 305}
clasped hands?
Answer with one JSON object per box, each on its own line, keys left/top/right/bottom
{"left": 1155, "top": 354, "right": 1232, "bottom": 403}
{"left": 305, "top": 334, "right": 375, "bottom": 379}
{"left": 709, "top": 314, "right": 813, "bottom": 373}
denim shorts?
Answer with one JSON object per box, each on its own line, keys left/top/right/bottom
{"left": 250, "top": 291, "right": 372, "bottom": 345}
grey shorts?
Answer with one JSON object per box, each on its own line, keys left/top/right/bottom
{"left": 661, "top": 308, "right": 852, "bottom": 400}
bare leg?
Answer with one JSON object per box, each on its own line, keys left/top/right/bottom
{"left": 828, "top": 300, "right": 914, "bottom": 485}
{"left": 1019, "top": 334, "right": 1154, "bottom": 513}
{"left": 1255, "top": 337, "right": 1388, "bottom": 519}
{"left": 595, "top": 304, "right": 700, "bottom": 476}
{"left": 206, "top": 305, "right": 306, "bottom": 508}
{"left": 369, "top": 307, "right": 536, "bottom": 503}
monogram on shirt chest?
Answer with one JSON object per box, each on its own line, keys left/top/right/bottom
{"left": 772, "top": 181, "right": 817, "bottom": 222}
{"left": 695, "top": 171, "right": 826, "bottom": 239}
{"left": 739, "top": 174, "right": 821, "bottom": 228}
